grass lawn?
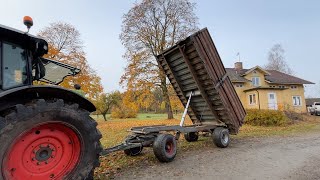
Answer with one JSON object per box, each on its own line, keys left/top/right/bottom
{"left": 94, "top": 113, "right": 320, "bottom": 179}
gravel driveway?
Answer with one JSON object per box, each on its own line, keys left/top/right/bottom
{"left": 115, "top": 132, "right": 320, "bottom": 180}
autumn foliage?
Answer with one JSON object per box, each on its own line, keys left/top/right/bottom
{"left": 120, "top": 0, "right": 199, "bottom": 119}
{"left": 111, "top": 90, "right": 139, "bottom": 118}
{"left": 38, "top": 22, "right": 103, "bottom": 100}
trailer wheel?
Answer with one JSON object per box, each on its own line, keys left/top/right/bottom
{"left": 184, "top": 132, "right": 199, "bottom": 142}
{"left": 212, "top": 127, "right": 230, "bottom": 148}
{"left": 124, "top": 146, "right": 143, "bottom": 156}
{"left": 153, "top": 134, "right": 177, "bottom": 162}
{"left": 0, "top": 99, "right": 102, "bottom": 180}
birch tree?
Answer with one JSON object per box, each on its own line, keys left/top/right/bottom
{"left": 265, "top": 44, "right": 293, "bottom": 75}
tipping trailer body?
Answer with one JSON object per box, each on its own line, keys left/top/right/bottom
{"left": 156, "top": 28, "right": 246, "bottom": 134}
{"left": 103, "top": 28, "right": 246, "bottom": 162}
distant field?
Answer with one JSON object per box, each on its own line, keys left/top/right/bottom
{"left": 94, "top": 113, "right": 320, "bottom": 179}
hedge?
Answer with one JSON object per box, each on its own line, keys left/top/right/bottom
{"left": 244, "top": 109, "right": 290, "bottom": 126}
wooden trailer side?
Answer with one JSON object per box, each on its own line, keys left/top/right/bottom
{"left": 157, "top": 28, "right": 246, "bottom": 134}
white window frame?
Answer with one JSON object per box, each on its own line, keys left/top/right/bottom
{"left": 249, "top": 94, "right": 257, "bottom": 105}
{"left": 251, "top": 77, "right": 260, "bottom": 87}
{"left": 292, "top": 96, "right": 302, "bottom": 106}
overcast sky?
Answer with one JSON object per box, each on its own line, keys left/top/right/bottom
{"left": 1, "top": 0, "right": 319, "bottom": 97}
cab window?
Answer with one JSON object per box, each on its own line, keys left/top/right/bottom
{"left": 2, "top": 42, "right": 28, "bottom": 89}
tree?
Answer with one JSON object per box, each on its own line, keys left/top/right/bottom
{"left": 120, "top": 0, "right": 199, "bottom": 119}
{"left": 38, "top": 22, "right": 103, "bottom": 100}
{"left": 265, "top": 44, "right": 293, "bottom": 75}
{"left": 168, "top": 85, "right": 184, "bottom": 115}
{"left": 111, "top": 90, "right": 139, "bottom": 119}
{"left": 95, "top": 91, "right": 121, "bottom": 121}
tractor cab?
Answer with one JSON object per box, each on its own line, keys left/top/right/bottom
{"left": 0, "top": 17, "right": 80, "bottom": 91}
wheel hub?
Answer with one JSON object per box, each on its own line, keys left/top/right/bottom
{"left": 35, "top": 146, "right": 53, "bottom": 162}
{"left": 2, "top": 123, "right": 81, "bottom": 180}
{"left": 165, "top": 141, "right": 174, "bottom": 155}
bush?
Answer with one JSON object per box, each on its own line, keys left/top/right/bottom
{"left": 245, "top": 109, "right": 290, "bottom": 126}
{"left": 111, "top": 106, "right": 138, "bottom": 119}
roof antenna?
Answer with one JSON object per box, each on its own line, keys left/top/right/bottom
{"left": 23, "top": 16, "right": 33, "bottom": 33}
{"left": 236, "top": 52, "right": 240, "bottom": 62}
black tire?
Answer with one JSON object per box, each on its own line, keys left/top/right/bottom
{"left": 184, "top": 132, "right": 199, "bottom": 142}
{"left": 124, "top": 146, "right": 143, "bottom": 156}
{"left": 212, "top": 127, "right": 230, "bottom": 148}
{"left": 153, "top": 134, "right": 177, "bottom": 162}
{"left": 0, "top": 99, "right": 102, "bottom": 180}
{"left": 86, "top": 170, "right": 95, "bottom": 180}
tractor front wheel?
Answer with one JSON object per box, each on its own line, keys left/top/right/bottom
{"left": 0, "top": 99, "right": 102, "bottom": 180}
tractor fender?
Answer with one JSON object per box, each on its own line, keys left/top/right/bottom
{"left": 0, "top": 85, "right": 96, "bottom": 112}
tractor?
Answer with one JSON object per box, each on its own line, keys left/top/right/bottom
{"left": 0, "top": 17, "right": 102, "bottom": 179}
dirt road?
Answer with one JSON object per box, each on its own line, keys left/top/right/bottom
{"left": 115, "top": 132, "right": 320, "bottom": 180}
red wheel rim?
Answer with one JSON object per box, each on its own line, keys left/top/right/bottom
{"left": 165, "top": 140, "right": 174, "bottom": 155}
{"left": 2, "top": 123, "right": 81, "bottom": 180}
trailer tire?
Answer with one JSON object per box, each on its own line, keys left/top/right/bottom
{"left": 184, "top": 132, "right": 199, "bottom": 142}
{"left": 124, "top": 146, "right": 143, "bottom": 156}
{"left": 212, "top": 127, "right": 230, "bottom": 148}
{"left": 153, "top": 134, "right": 177, "bottom": 162}
{"left": 0, "top": 99, "right": 102, "bottom": 180}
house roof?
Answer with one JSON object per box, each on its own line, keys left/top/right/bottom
{"left": 243, "top": 66, "right": 271, "bottom": 75}
{"left": 264, "top": 70, "right": 314, "bottom": 84}
{"left": 305, "top": 98, "right": 320, "bottom": 106}
{"left": 225, "top": 68, "right": 249, "bottom": 82}
{"left": 226, "top": 68, "right": 314, "bottom": 85}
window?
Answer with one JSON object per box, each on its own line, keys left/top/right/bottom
{"left": 291, "top": 85, "right": 297, "bottom": 89}
{"left": 249, "top": 94, "right": 256, "bottom": 105}
{"left": 292, "top": 96, "right": 301, "bottom": 106}
{"left": 279, "top": 85, "right": 286, "bottom": 89}
{"left": 2, "top": 42, "right": 28, "bottom": 89}
{"left": 235, "top": 83, "right": 243, "bottom": 88}
{"left": 269, "top": 85, "right": 276, "bottom": 88}
{"left": 251, "top": 77, "right": 260, "bottom": 87}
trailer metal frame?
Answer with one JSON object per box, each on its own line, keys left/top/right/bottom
{"left": 102, "top": 90, "right": 225, "bottom": 156}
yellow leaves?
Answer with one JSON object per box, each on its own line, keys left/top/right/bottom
{"left": 38, "top": 22, "right": 103, "bottom": 100}
{"left": 111, "top": 91, "right": 139, "bottom": 118}
{"left": 168, "top": 85, "right": 184, "bottom": 113}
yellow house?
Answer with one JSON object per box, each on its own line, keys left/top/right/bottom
{"left": 226, "top": 62, "right": 314, "bottom": 113}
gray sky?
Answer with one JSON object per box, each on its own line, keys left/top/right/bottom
{"left": 1, "top": 0, "right": 319, "bottom": 97}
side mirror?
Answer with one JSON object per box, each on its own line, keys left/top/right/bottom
{"left": 33, "top": 58, "right": 46, "bottom": 80}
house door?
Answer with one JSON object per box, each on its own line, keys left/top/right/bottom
{"left": 268, "top": 93, "right": 278, "bottom": 110}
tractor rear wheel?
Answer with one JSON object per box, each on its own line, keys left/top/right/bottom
{"left": 0, "top": 99, "right": 102, "bottom": 180}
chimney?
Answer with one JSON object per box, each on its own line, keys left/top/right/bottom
{"left": 234, "top": 62, "right": 243, "bottom": 70}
